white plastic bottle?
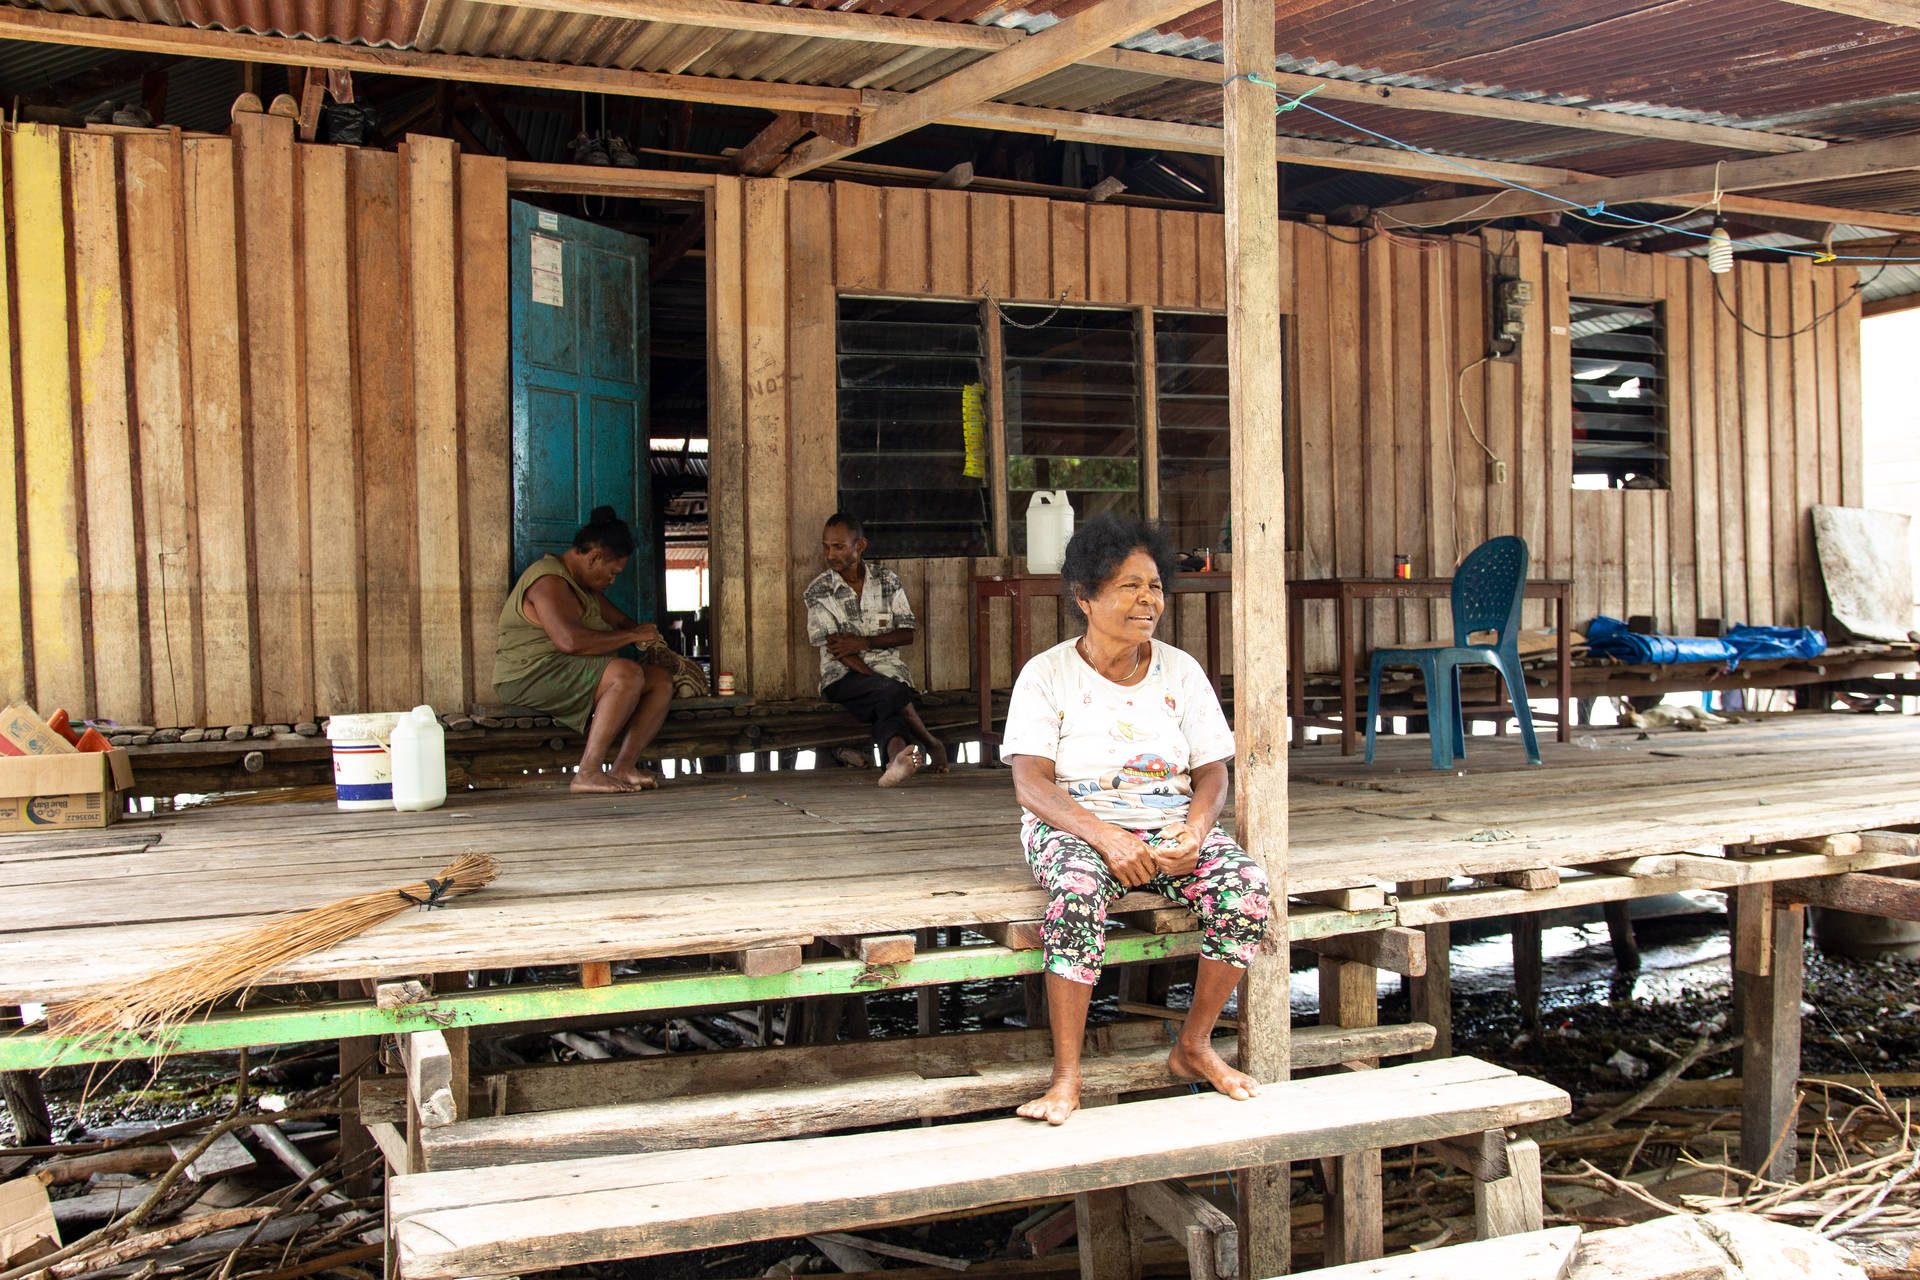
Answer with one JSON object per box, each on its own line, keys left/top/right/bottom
{"left": 389, "top": 704, "right": 447, "bottom": 812}
{"left": 1026, "top": 489, "right": 1075, "bottom": 574}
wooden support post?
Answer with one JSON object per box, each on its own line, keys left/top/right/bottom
{"left": 1128, "top": 1178, "right": 1238, "bottom": 1280}
{"left": 0, "top": 1007, "right": 51, "bottom": 1146}
{"left": 977, "top": 919, "right": 1046, "bottom": 950}
{"left": 403, "top": 1030, "right": 458, "bottom": 1129}
{"left": 1318, "top": 958, "right": 1382, "bottom": 1266}
{"left": 337, "top": 981, "right": 378, "bottom": 1198}
{"left": 1298, "top": 927, "right": 1427, "bottom": 977}
{"left": 1602, "top": 900, "right": 1641, "bottom": 971}
{"left": 822, "top": 934, "right": 916, "bottom": 967}
{"left": 727, "top": 944, "right": 805, "bottom": 977}
{"left": 1473, "top": 1137, "right": 1544, "bottom": 1239}
{"left": 1402, "top": 880, "right": 1452, "bottom": 1059}
{"left": 1224, "top": 0, "right": 1287, "bottom": 1272}
{"left": 917, "top": 928, "right": 940, "bottom": 1036}
{"left": 1512, "top": 915, "right": 1543, "bottom": 1031}
{"left": 580, "top": 961, "right": 613, "bottom": 988}
{"left": 1076, "top": 1092, "right": 1136, "bottom": 1280}
{"left": 1736, "top": 884, "right": 1803, "bottom": 1180}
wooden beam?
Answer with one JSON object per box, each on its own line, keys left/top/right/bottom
{"left": 974, "top": 920, "right": 1046, "bottom": 951}
{"left": 1297, "top": 927, "right": 1428, "bottom": 977}
{"left": 1473, "top": 1138, "right": 1544, "bottom": 1239}
{"left": 1128, "top": 1178, "right": 1238, "bottom": 1280}
{"left": 726, "top": 944, "right": 804, "bottom": 977}
{"left": 1428, "top": 1129, "right": 1510, "bottom": 1182}
{"left": 773, "top": 0, "right": 1212, "bottom": 177}
{"left": 1382, "top": 133, "right": 1920, "bottom": 227}
{"left": 1778, "top": 871, "right": 1920, "bottom": 920}
{"left": 821, "top": 933, "right": 916, "bottom": 966}
{"left": 737, "top": 111, "right": 815, "bottom": 176}
{"left": 402, "top": 1030, "right": 458, "bottom": 1129}
{"left": 469, "top": 86, "right": 533, "bottom": 162}
{"left": 1775, "top": 0, "right": 1920, "bottom": 26}
{"left": 470, "top": 0, "right": 1817, "bottom": 154}
{"left": 0, "top": 6, "right": 871, "bottom": 115}
{"left": 1735, "top": 885, "right": 1802, "bottom": 1181}
{"left": 1718, "top": 192, "right": 1920, "bottom": 236}
{"left": 1864, "top": 292, "right": 1920, "bottom": 318}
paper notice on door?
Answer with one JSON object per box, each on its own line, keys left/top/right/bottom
{"left": 531, "top": 235, "right": 565, "bottom": 306}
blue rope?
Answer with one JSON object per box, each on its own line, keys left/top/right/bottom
{"left": 1226, "top": 72, "right": 1920, "bottom": 263}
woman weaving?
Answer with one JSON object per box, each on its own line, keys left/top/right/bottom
{"left": 1002, "top": 514, "right": 1272, "bottom": 1125}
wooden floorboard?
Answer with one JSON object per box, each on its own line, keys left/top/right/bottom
{"left": 3, "top": 714, "right": 1919, "bottom": 1004}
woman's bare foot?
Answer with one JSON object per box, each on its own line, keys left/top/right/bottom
{"left": 1016, "top": 1070, "right": 1083, "bottom": 1125}
{"left": 570, "top": 770, "right": 633, "bottom": 794}
{"left": 878, "top": 745, "right": 920, "bottom": 788}
{"left": 610, "top": 766, "right": 660, "bottom": 791}
{"left": 1168, "top": 1038, "right": 1260, "bottom": 1101}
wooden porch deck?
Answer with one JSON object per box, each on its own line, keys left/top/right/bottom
{"left": 3, "top": 713, "right": 1918, "bottom": 1008}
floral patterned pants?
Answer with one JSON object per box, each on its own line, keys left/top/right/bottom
{"left": 1020, "top": 819, "right": 1272, "bottom": 985}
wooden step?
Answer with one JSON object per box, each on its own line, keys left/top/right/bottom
{"left": 418, "top": 1022, "right": 1440, "bottom": 1169}
{"left": 391, "top": 1055, "right": 1569, "bottom": 1279}
{"left": 1292, "top": 1224, "right": 1581, "bottom": 1280}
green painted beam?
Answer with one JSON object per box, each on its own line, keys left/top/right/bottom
{"left": 1, "top": 908, "right": 1392, "bottom": 1071}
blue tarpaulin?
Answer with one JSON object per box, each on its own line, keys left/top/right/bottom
{"left": 1584, "top": 616, "right": 1825, "bottom": 668}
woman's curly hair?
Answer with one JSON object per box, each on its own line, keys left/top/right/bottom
{"left": 1060, "top": 513, "right": 1179, "bottom": 620}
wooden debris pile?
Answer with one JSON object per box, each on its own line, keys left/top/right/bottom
{"left": 0, "top": 1081, "right": 377, "bottom": 1280}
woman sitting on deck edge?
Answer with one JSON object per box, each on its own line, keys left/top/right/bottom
{"left": 1002, "top": 513, "right": 1271, "bottom": 1124}
{"left": 492, "top": 508, "right": 676, "bottom": 794}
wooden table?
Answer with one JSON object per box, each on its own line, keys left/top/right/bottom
{"left": 971, "top": 571, "right": 1232, "bottom": 742}
{"left": 1287, "top": 577, "right": 1574, "bottom": 756}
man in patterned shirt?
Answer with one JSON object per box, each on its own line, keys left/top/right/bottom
{"left": 803, "top": 512, "right": 951, "bottom": 787}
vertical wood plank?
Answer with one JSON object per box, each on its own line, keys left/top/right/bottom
{"left": 1126, "top": 206, "right": 1159, "bottom": 307}
{"left": 926, "top": 557, "right": 968, "bottom": 692}
{"left": 68, "top": 132, "right": 146, "bottom": 723}
{"left": 184, "top": 136, "right": 257, "bottom": 724}
{"left": 1515, "top": 231, "right": 1547, "bottom": 628}
{"left": 1484, "top": 355, "right": 1517, "bottom": 543}
{"left": 1362, "top": 237, "right": 1394, "bottom": 649}
{"left": 892, "top": 558, "right": 930, "bottom": 692}
{"left": 1297, "top": 226, "right": 1335, "bottom": 594}
{"left": 14, "top": 125, "right": 88, "bottom": 716}
{"left": 1571, "top": 489, "right": 1600, "bottom": 632}
{"left": 1456, "top": 238, "right": 1488, "bottom": 562}
{"left": 744, "top": 178, "right": 793, "bottom": 698}
{"left": 1009, "top": 196, "right": 1051, "bottom": 300}
{"left": 353, "top": 148, "right": 420, "bottom": 712}
{"left": 880, "top": 186, "right": 928, "bottom": 295}
{"left": 1139, "top": 307, "right": 1159, "bottom": 521}
{"left": 1197, "top": 211, "right": 1227, "bottom": 310}
{"left": 1812, "top": 266, "right": 1842, "bottom": 510}
{"left": 1651, "top": 493, "right": 1670, "bottom": 632}
{"left": 1714, "top": 262, "right": 1748, "bottom": 626}
{"left": 1600, "top": 490, "right": 1625, "bottom": 622}
{"left": 1392, "top": 241, "right": 1426, "bottom": 644}
{"left": 1687, "top": 261, "right": 1720, "bottom": 630}
{"left": 1544, "top": 245, "right": 1573, "bottom": 590}
{"left": 832, "top": 181, "right": 881, "bottom": 292}
{"left": 1159, "top": 210, "right": 1198, "bottom": 310}
{"left": 1086, "top": 205, "right": 1127, "bottom": 304}
{"left": 984, "top": 302, "right": 1009, "bottom": 555}
{"left": 1789, "top": 257, "right": 1820, "bottom": 628}
{"left": 1663, "top": 256, "right": 1696, "bottom": 636}
{"left": 1329, "top": 230, "right": 1364, "bottom": 582}
{"left": 1048, "top": 203, "right": 1087, "bottom": 303}
{"left": 787, "top": 181, "right": 837, "bottom": 695}
{"left": 123, "top": 133, "right": 202, "bottom": 727}
{"left": 1423, "top": 246, "right": 1455, "bottom": 639}
{"left": 926, "top": 187, "right": 968, "bottom": 297}
{"left": 1736, "top": 262, "right": 1771, "bottom": 625}
{"left": 1765, "top": 268, "right": 1796, "bottom": 624}
{"left": 1624, "top": 487, "right": 1653, "bottom": 623}
{"left": 303, "top": 144, "right": 364, "bottom": 714}
{"left": 238, "top": 114, "right": 315, "bottom": 723}
{"left": 406, "top": 136, "right": 466, "bottom": 714}
{"left": 0, "top": 136, "right": 26, "bottom": 706}
{"left": 967, "top": 192, "right": 1011, "bottom": 299}
{"left": 1736, "top": 888, "right": 1803, "bottom": 1182}
{"left": 710, "top": 176, "right": 749, "bottom": 690}
{"left": 1836, "top": 272, "right": 1863, "bottom": 508}
{"left": 459, "top": 153, "right": 510, "bottom": 716}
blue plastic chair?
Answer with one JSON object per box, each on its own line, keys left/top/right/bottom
{"left": 1364, "top": 536, "right": 1541, "bottom": 769}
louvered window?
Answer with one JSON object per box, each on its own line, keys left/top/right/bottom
{"left": 1570, "top": 298, "right": 1668, "bottom": 490}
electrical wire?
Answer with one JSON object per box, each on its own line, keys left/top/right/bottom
{"left": 1454, "top": 351, "right": 1501, "bottom": 468}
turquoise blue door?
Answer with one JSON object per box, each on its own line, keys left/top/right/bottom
{"left": 510, "top": 200, "right": 654, "bottom": 623}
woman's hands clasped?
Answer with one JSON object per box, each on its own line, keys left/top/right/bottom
{"left": 1091, "top": 820, "right": 1202, "bottom": 886}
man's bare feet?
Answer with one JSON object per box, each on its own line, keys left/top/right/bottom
{"left": 877, "top": 744, "right": 920, "bottom": 788}
{"left": 570, "top": 770, "right": 633, "bottom": 794}
{"left": 610, "top": 766, "right": 660, "bottom": 791}
{"left": 1168, "top": 1038, "right": 1260, "bottom": 1101}
{"left": 1016, "top": 1070, "right": 1083, "bottom": 1125}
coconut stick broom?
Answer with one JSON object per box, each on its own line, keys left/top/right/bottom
{"left": 47, "top": 852, "right": 500, "bottom": 1043}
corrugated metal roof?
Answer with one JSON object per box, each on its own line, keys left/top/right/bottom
{"left": 174, "top": 0, "right": 424, "bottom": 46}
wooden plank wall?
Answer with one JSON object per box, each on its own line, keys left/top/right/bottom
{"left": 754, "top": 181, "right": 1861, "bottom": 700}
{"left": 0, "top": 123, "right": 510, "bottom": 726}
{"left": 2, "top": 143, "right": 1864, "bottom": 719}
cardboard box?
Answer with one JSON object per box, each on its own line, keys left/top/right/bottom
{"left": 0, "top": 749, "right": 133, "bottom": 831}
{"left": 0, "top": 704, "right": 77, "bottom": 757}
{"left": 0, "top": 1176, "right": 60, "bottom": 1269}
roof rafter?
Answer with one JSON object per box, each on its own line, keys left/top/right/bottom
{"left": 772, "top": 0, "right": 1217, "bottom": 178}
{"left": 1378, "top": 134, "right": 1920, "bottom": 227}
{"left": 468, "top": 0, "right": 1824, "bottom": 154}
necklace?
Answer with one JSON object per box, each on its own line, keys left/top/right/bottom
{"left": 1081, "top": 637, "right": 1144, "bottom": 683}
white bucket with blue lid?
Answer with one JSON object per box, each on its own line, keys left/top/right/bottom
{"left": 325, "top": 712, "right": 405, "bottom": 810}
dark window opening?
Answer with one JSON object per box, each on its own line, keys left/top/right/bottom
{"left": 835, "top": 297, "right": 991, "bottom": 557}
{"left": 1570, "top": 298, "right": 1668, "bottom": 490}
{"left": 1003, "top": 305, "right": 1142, "bottom": 554}
{"left": 1154, "top": 312, "right": 1230, "bottom": 553}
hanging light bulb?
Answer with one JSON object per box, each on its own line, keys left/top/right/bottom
{"left": 1706, "top": 221, "right": 1734, "bottom": 275}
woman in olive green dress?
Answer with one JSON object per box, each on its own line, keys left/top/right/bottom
{"left": 493, "top": 508, "right": 673, "bottom": 793}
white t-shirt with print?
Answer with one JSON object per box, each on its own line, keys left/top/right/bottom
{"left": 1001, "top": 638, "right": 1235, "bottom": 831}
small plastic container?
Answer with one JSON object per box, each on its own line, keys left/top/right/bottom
{"left": 389, "top": 705, "right": 447, "bottom": 812}
{"left": 1026, "top": 490, "right": 1075, "bottom": 575}
{"left": 326, "top": 712, "right": 404, "bottom": 811}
